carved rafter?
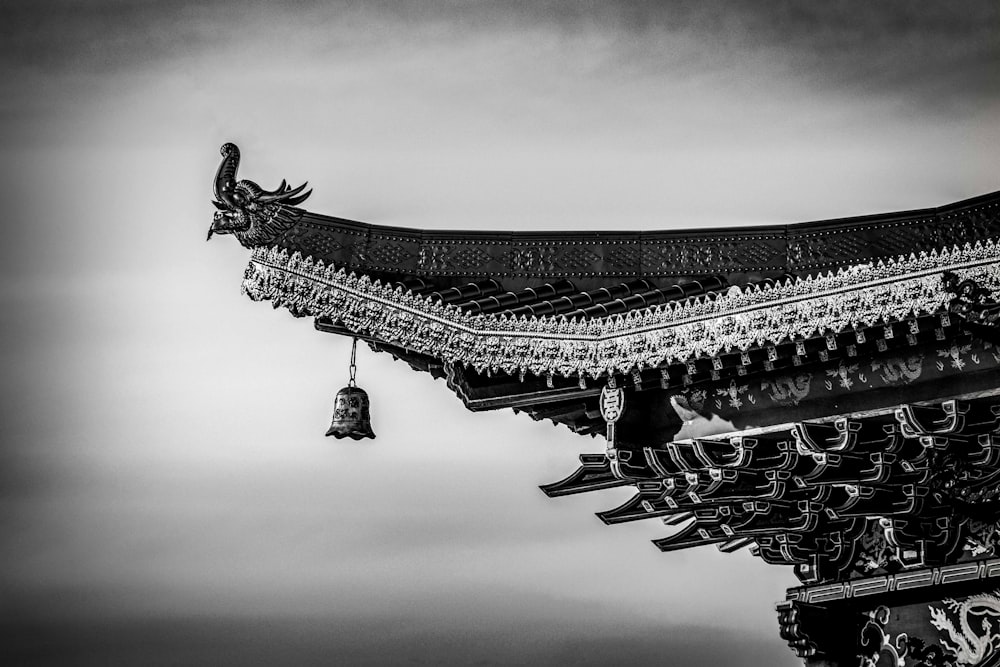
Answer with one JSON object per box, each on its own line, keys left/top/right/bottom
{"left": 546, "top": 393, "right": 1000, "bottom": 586}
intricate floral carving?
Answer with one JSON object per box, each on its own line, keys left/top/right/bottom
{"left": 242, "top": 241, "right": 1000, "bottom": 379}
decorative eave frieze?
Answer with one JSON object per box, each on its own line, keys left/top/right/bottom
{"left": 242, "top": 240, "right": 1000, "bottom": 379}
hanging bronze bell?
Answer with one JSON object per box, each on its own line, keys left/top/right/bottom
{"left": 326, "top": 385, "right": 376, "bottom": 440}
{"left": 327, "top": 337, "right": 375, "bottom": 440}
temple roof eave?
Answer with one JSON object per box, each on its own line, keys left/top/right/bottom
{"left": 243, "top": 240, "right": 1000, "bottom": 381}
{"left": 272, "top": 189, "right": 1000, "bottom": 291}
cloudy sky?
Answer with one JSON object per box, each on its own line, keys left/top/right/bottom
{"left": 1, "top": 2, "right": 998, "bottom": 665}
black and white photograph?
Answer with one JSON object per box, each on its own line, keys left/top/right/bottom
{"left": 3, "top": 2, "right": 1000, "bottom": 665}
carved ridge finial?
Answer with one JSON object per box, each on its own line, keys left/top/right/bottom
{"left": 208, "top": 142, "right": 311, "bottom": 246}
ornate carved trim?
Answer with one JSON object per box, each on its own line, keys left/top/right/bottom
{"left": 242, "top": 241, "right": 1000, "bottom": 378}
{"left": 276, "top": 193, "right": 1000, "bottom": 284}
{"left": 945, "top": 273, "right": 1000, "bottom": 346}
{"left": 787, "top": 559, "right": 1000, "bottom": 605}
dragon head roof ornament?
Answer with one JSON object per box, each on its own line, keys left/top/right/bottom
{"left": 209, "top": 143, "right": 312, "bottom": 247}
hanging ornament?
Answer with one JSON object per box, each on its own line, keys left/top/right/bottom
{"left": 601, "top": 376, "right": 627, "bottom": 480}
{"left": 600, "top": 376, "right": 625, "bottom": 447}
{"left": 326, "top": 338, "right": 376, "bottom": 440}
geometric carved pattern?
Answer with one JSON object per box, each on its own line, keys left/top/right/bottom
{"left": 874, "top": 224, "right": 938, "bottom": 257}
{"left": 640, "top": 241, "right": 779, "bottom": 272}
{"left": 791, "top": 234, "right": 870, "bottom": 267}
{"left": 555, "top": 246, "right": 601, "bottom": 270}
{"left": 298, "top": 231, "right": 344, "bottom": 257}
{"left": 502, "top": 246, "right": 558, "bottom": 272}
{"left": 280, "top": 195, "right": 1000, "bottom": 288}
{"left": 364, "top": 242, "right": 413, "bottom": 267}
{"left": 604, "top": 243, "right": 641, "bottom": 268}
{"left": 444, "top": 245, "right": 493, "bottom": 270}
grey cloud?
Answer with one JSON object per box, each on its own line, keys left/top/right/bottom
{"left": 3, "top": 1, "right": 998, "bottom": 105}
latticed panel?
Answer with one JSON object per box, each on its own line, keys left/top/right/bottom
{"left": 502, "top": 245, "right": 559, "bottom": 273}
{"left": 868, "top": 222, "right": 942, "bottom": 258}
{"left": 443, "top": 245, "right": 495, "bottom": 271}
{"left": 363, "top": 241, "right": 415, "bottom": 267}
{"left": 298, "top": 232, "right": 344, "bottom": 257}
{"left": 641, "top": 238, "right": 784, "bottom": 274}
{"left": 941, "top": 206, "right": 1000, "bottom": 247}
{"left": 279, "top": 223, "right": 358, "bottom": 265}
{"left": 554, "top": 246, "right": 601, "bottom": 271}
{"left": 711, "top": 240, "right": 781, "bottom": 266}
{"left": 604, "top": 244, "right": 642, "bottom": 272}
{"left": 788, "top": 232, "right": 871, "bottom": 269}
{"left": 641, "top": 243, "right": 700, "bottom": 272}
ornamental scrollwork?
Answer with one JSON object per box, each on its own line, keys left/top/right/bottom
{"left": 860, "top": 605, "right": 912, "bottom": 667}
{"left": 944, "top": 273, "right": 1000, "bottom": 328}
{"left": 860, "top": 606, "right": 956, "bottom": 667}
{"left": 209, "top": 143, "right": 311, "bottom": 248}
{"left": 242, "top": 241, "right": 1000, "bottom": 379}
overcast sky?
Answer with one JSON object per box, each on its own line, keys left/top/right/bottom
{"left": 1, "top": 2, "right": 999, "bottom": 665}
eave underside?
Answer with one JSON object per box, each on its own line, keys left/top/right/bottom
{"left": 547, "top": 389, "right": 1000, "bottom": 587}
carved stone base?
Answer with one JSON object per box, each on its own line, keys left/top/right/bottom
{"left": 777, "top": 559, "right": 1000, "bottom": 666}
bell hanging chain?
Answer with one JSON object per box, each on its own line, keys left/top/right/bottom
{"left": 348, "top": 337, "right": 358, "bottom": 387}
